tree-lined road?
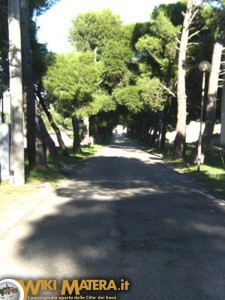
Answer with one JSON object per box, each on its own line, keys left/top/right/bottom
{"left": 1, "top": 136, "right": 225, "bottom": 299}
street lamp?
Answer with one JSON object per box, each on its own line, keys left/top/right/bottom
{"left": 197, "top": 60, "right": 211, "bottom": 172}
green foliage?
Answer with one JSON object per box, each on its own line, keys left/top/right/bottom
{"left": 151, "top": 10, "right": 180, "bottom": 40}
{"left": 63, "top": 118, "right": 72, "bottom": 130}
{"left": 139, "top": 77, "right": 166, "bottom": 111}
{"left": 101, "top": 40, "right": 131, "bottom": 90}
{"left": 77, "top": 91, "right": 116, "bottom": 117}
{"left": 30, "top": 0, "right": 60, "bottom": 16}
{"left": 151, "top": 1, "right": 186, "bottom": 26}
{"left": 113, "top": 85, "right": 143, "bottom": 113}
{"left": 136, "top": 35, "right": 163, "bottom": 56}
{"left": 69, "top": 9, "right": 122, "bottom": 53}
{"left": 69, "top": 10, "right": 135, "bottom": 94}
{"left": 131, "top": 22, "right": 151, "bottom": 49}
{"left": 44, "top": 51, "right": 101, "bottom": 116}
{"left": 9, "top": 0, "right": 223, "bottom": 154}
{"left": 135, "top": 10, "right": 179, "bottom": 78}
{"left": 113, "top": 77, "right": 166, "bottom": 113}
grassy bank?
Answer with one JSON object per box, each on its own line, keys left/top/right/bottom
{"left": 27, "top": 144, "right": 103, "bottom": 186}
{"left": 0, "top": 144, "right": 103, "bottom": 205}
{"left": 152, "top": 144, "right": 225, "bottom": 197}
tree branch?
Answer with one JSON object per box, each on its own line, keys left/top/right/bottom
{"left": 188, "top": 25, "right": 208, "bottom": 40}
{"left": 189, "top": 8, "right": 199, "bottom": 25}
{"left": 175, "top": 36, "right": 181, "bottom": 44}
{"left": 159, "top": 82, "right": 176, "bottom": 97}
{"left": 35, "top": 87, "right": 70, "bottom": 157}
{"left": 187, "top": 42, "right": 199, "bottom": 46}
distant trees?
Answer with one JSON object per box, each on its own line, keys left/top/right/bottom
{"left": 1, "top": 0, "right": 225, "bottom": 175}
{"left": 64, "top": 2, "right": 224, "bottom": 154}
{"left": 44, "top": 1, "right": 225, "bottom": 164}
{"left": 68, "top": 10, "right": 135, "bottom": 142}
{"left": 134, "top": 8, "right": 180, "bottom": 146}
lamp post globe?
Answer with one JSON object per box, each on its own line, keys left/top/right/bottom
{"left": 199, "top": 60, "right": 211, "bottom": 73}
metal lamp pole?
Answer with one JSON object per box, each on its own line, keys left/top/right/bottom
{"left": 197, "top": 61, "right": 211, "bottom": 172}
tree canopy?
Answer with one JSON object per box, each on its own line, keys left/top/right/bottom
{"left": 1, "top": 0, "right": 225, "bottom": 167}
{"left": 44, "top": 51, "right": 101, "bottom": 116}
{"left": 42, "top": 1, "right": 224, "bottom": 153}
{"left": 69, "top": 9, "right": 122, "bottom": 53}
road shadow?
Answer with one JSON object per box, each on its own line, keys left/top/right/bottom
{"left": 9, "top": 141, "right": 225, "bottom": 299}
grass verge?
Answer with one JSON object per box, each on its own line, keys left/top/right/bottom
{"left": 26, "top": 144, "right": 103, "bottom": 186}
{"left": 151, "top": 143, "right": 225, "bottom": 197}
{"left": 0, "top": 144, "right": 103, "bottom": 209}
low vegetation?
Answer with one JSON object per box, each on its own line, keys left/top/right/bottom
{"left": 0, "top": 144, "right": 103, "bottom": 211}
{"left": 154, "top": 144, "right": 225, "bottom": 196}
{"left": 27, "top": 145, "right": 102, "bottom": 185}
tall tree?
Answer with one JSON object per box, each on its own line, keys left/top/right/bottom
{"left": 133, "top": 8, "right": 179, "bottom": 146}
{"left": 44, "top": 52, "right": 101, "bottom": 152}
{"left": 174, "top": 0, "right": 198, "bottom": 158}
{"left": 221, "top": 63, "right": 225, "bottom": 146}
{"left": 201, "top": 1, "right": 225, "bottom": 157}
{"left": 0, "top": 0, "right": 8, "bottom": 99}
{"left": 8, "top": 0, "right": 25, "bottom": 185}
{"left": 20, "top": 0, "right": 36, "bottom": 167}
{"left": 36, "top": 88, "right": 70, "bottom": 156}
{"left": 69, "top": 9, "right": 122, "bottom": 54}
{"left": 69, "top": 10, "right": 133, "bottom": 93}
{"left": 20, "top": 0, "right": 59, "bottom": 168}
{"left": 68, "top": 10, "right": 136, "bottom": 140}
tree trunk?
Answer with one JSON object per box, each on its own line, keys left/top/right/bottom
{"left": 81, "top": 116, "right": 90, "bottom": 146}
{"left": 35, "top": 116, "right": 46, "bottom": 170}
{"left": 36, "top": 88, "right": 70, "bottom": 156}
{"left": 8, "top": 0, "right": 25, "bottom": 185}
{"left": 159, "top": 109, "right": 167, "bottom": 150}
{"left": 72, "top": 116, "right": 81, "bottom": 153}
{"left": 174, "top": 0, "right": 195, "bottom": 158}
{"left": 36, "top": 115, "right": 58, "bottom": 169}
{"left": 20, "top": 0, "right": 37, "bottom": 167}
{"left": 221, "top": 64, "right": 225, "bottom": 147}
{"left": 201, "top": 33, "right": 223, "bottom": 158}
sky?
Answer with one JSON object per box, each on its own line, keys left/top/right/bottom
{"left": 36, "top": 0, "right": 177, "bottom": 53}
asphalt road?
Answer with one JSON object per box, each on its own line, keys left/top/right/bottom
{"left": 1, "top": 135, "right": 225, "bottom": 299}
